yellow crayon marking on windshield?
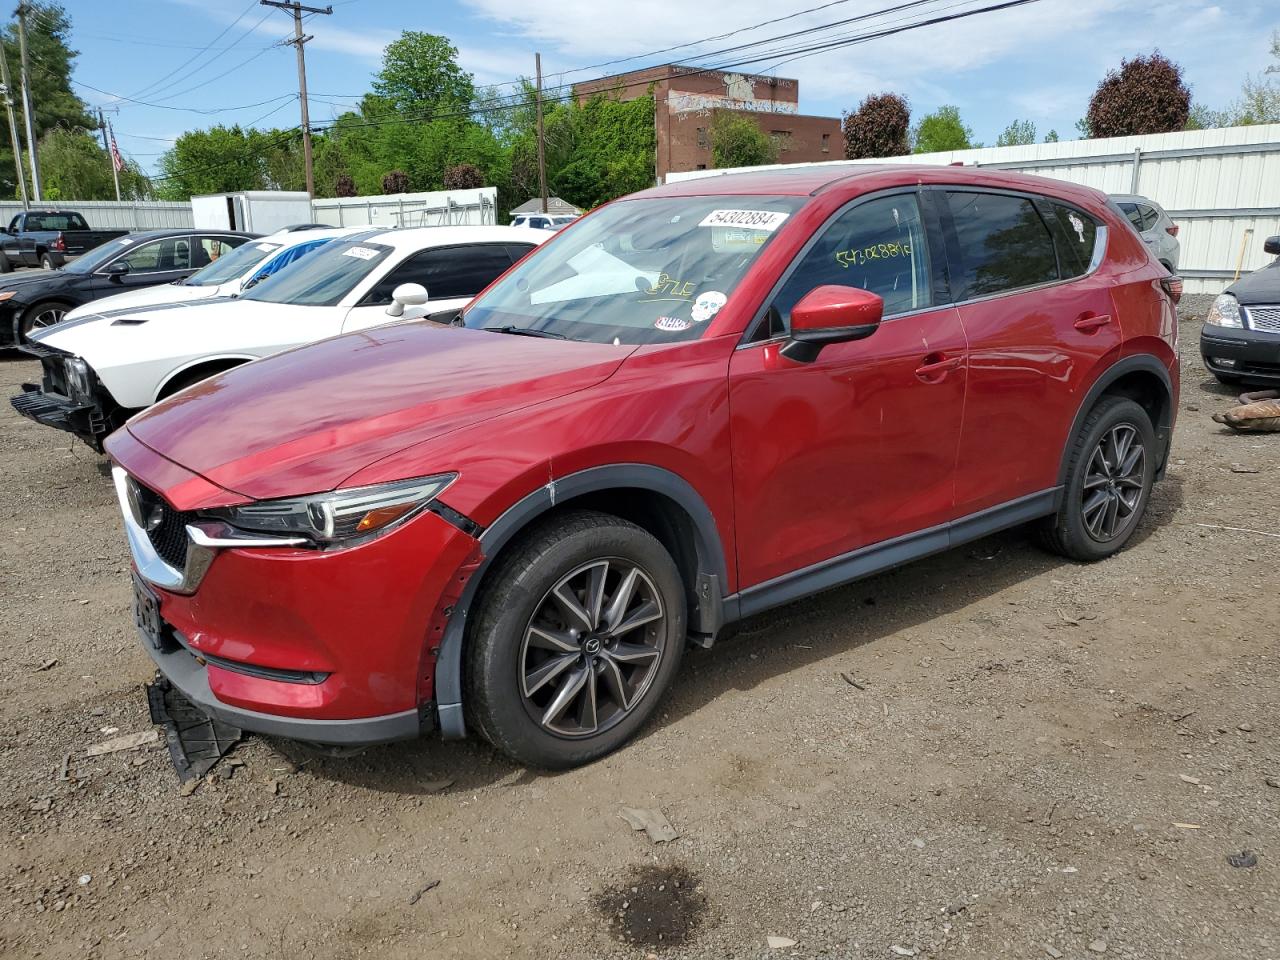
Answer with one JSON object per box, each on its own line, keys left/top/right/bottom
{"left": 644, "top": 273, "right": 696, "bottom": 298}
{"left": 834, "top": 241, "right": 912, "bottom": 268}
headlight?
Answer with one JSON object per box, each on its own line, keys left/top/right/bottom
{"left": 1206, "top": 294, "right": 1243, "bottom": 328}
{"left": 63, "top": 357, "right": 93, "bottom": 401}
{"left": 0, "top": 291, "right": 15, "bottom": 303}
{"left": 205, "top": 474, "right": 456, "bottom": 546}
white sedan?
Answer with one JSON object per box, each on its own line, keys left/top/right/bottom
{"left": 59, "top": 226, "right": 367, "bottom": 321}
{"left": 12, "top": 226, "right": 548, "bottom": 449}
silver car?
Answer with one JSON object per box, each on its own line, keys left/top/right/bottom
{"left": 1110, "top": 193, "right": 1180, "bottom": 273}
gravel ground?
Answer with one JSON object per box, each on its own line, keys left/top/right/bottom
{"left": 2, "top": 302, "right": 1278, "bottom": 960}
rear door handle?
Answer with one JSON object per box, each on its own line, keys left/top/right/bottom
{"left": 915, "top": 355, "right": 962, "bottom": 381}
{"left": 1074, "top": 313, "right": 1112, "bottom": 333}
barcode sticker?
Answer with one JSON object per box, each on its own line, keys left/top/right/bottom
{"left": 343, "top": 246, "right": 379, "bottom": 260}
{"left": 698, "top": 209, "right": 789, "bottom": 232}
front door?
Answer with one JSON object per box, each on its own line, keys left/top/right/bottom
{"left": 341, "top": 243, "right": 531, "bottom": 332}
{"left": 728, "top": 192, "right": 968, "bottom": 589}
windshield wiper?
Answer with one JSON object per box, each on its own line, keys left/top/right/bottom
{"left": 482, "top": 325, "right": 566, "bottom": 340}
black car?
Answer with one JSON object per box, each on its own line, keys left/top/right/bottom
{"left": 1201, "top": 235, "right": 1280, "bottom": 386}
{"left": 0, "top": 229, "right": 257, "bottom": 347}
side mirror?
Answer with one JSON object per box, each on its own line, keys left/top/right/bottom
{"left": 386, "top": 282, "right": 428, "bottom": 318}
{"left": 105, "top": 261, "right": 130, "bottom": 280}
{"left": 781, "top": 285, "right": 883, "bottom": 363}
{"left": 1265, "top": 236, "right": 1280, "bottom": 257}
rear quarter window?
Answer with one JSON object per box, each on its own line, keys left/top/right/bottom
{"left": 1046, "top": 203, "right": 1100, "bottom": 279}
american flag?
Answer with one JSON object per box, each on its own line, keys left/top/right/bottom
{"left": 108, "top": 122, "right": 124, "bottom": 173}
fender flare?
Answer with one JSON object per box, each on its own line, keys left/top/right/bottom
{"left": 433, "top": 463, "right": 729, "bottom": 740}
{"left": 1057, "top": 354, "right": 1174, "bottom": 486}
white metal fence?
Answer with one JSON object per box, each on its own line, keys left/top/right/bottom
{"left": 0, "top": 199, "right": 195, "bottom": 230}
{"left": 311, "top": 188, "right": 498, "bottom": 228}
{"left": 668, "top": 123, "right": 1280, "bottom": 294}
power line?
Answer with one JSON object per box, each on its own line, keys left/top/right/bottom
{"left": 145, "top": 43, "right": 283, "bottom": 106}
{"left": 69, "top": 79, "right": 297, "bottom": 114}
{"left": 127, "top": 0, "right": 260, "bottom": 101}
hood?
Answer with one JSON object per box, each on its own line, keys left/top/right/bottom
{"left": 1228, "top": 258, "right": 1280, "bottom": 305}
{"left": 62, "top": 282, "right": 224, "bottom": 322}
{"left": 126, "top": 322, "right": 632, "bottom": 500}
{"left": 0, "top": 271, "right": 64, "bottom": 299}
{"left": 34, "top": 296, "right": 240, "bottom": 358}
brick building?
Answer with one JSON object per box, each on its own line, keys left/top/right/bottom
{"left": 572, "top": 65, "right": 841, "bottom": 181}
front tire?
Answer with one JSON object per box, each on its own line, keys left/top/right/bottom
{"left": 1039, "top": 396, "right": 1156, "bottom": 561}
{"left": 18, "top": 300, "right": 72, "bottom": 342}
{"left": 465, "top": 510, "right": 686, "bottom": 769}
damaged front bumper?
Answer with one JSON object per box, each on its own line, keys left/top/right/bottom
{"left": 10, "top": 342, "right": 131, "bottom": 450}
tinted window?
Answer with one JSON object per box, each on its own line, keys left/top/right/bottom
{"left": 1138, "top": 204, "right": 1160, "bottom": 231}
{"left": 25, "top": 212, "right": 89, "bottom": 231}
{"left": 1047, "top": 203, "right": 1099, "bottom": 279}
{"left": 945, "top": 192, "right": 1058, "bottom": 299}
{"left": 362, "top": 244, "right": 515, "bottom": 305}
{"left": 771, "top": 193, "right": 932, "bottom": 333}
{"left": 1117, "top": 202, "right": 1144, "bottom": 231}
{"left": 117, "top": 237, "right": 188, "bottom": 273}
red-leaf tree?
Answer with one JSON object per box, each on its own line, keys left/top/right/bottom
{"left": 842, "top": 92, "right": 910, "bottom": 159}
{"left": 333, "top": 173, "right": 357, "bottom": 197}
{"left": 442, "top": 162, "right": 484, "bottom": 189}
{"left": 380, "top": 169, "right": 411, "bottom": 194}
{"left": 1086, "top": 52, "right": 1191, "bottom": 138}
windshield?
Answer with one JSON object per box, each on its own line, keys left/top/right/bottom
{"left": 239, "top": 239, "right": 391, "bottom": 306}
{"left": 466, "top": 195, "right": 804, "bottom": 344}
{"left": 61, "top": 235, "right": 140, "bottom": 274}
{"left": 184, "top": 239, "right": 281, "bottom": 286}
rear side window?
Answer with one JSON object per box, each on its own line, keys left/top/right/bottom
{"left": 771, "top": 193, "right": 933, "bottom": 330}
{"left": 361, "top": 244, "right": 515, "bottom": 305}
{"left": 1046, "top": 203, "right": 1099, "bottom": 279}
{"left": 945, "top": 192, "right": 1058, "bottom": 299}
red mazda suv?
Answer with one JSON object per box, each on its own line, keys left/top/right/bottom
{"left": 105, "top": 166, "right": 1179, "bottom": 769}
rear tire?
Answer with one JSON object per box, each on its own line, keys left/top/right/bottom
{"left": 465, "top": 510, "right": 686, "bottom": 769}
{"left": 39, "top": 253, "right": 56, "bottom": 271}
{"left": 0, "top": 252, "right": 11, "bottom": 273}
{"left": 1038, "top": 396, "right": 1156, "bottom": 562}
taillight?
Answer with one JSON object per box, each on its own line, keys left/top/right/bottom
{"left": 52, "top": 235, "right": 66, "bottom": 252}
{"left": 1165, "top": 224, "right": 1179, "bottom": 237}
{"left": 1160, "top": 275, "right": 1183, "bottom": 304}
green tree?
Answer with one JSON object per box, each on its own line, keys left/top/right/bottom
{"left": 1086, "top": 51, "right": 1190, "bottom": 137}
{"left": 371, "top": 32, "right": 475, "bottom": 115}
{"left": 0, "top": 3, "right": 96, "bottom": 199}
{"left": 912, "top": 105, "right": 974, "bottom": 153}
{"left": 155, "top": 125, "right": 283, "bottom": 199}
{"left": 709, "top": 111, "right": 776, "bottom": 169}
{"left": 38, "top": 127, "right": 150, "bottom": 200}
{"left": 1043, "top": 129, "right": 1060, "bottom": 142}
{"left": 996, "top": 118, "right": 1036, "bottom": 147}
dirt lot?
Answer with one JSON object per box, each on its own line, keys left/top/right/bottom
{"left": 2, "top": 303, "right": 1278, "bottom": 960}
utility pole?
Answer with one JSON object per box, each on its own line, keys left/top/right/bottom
{"left": 261, "top": 0, "right": 331, "bottom": 198}
{"left": 15, "top": 3, "right": 40, "bottom": 200}
{"left": 0, "top": 43, "right": 27, "bottom": 209}
{"left": 534, "top": 52, "right": 547, "bottom": 213}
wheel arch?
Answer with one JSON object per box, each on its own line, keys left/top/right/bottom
{"left": 1058, "top": 354, "right": 1174, "bottom": 485}
{"left": 154, "top": 355, "right": 257, "bottom": 401}
{"left": 433, "top": 464, "right": 729, "bottom": 740}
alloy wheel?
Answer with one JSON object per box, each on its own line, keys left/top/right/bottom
{"left": 27, "top": 306, "right": 66, "bottom": 331}
{"left": 519, "top": 558, "right": 667, "bottom": 738}
{"left": 1081, "top": 423, "right": 1146, "bottom": 542}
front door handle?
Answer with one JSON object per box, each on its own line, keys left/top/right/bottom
{"left": 915, "top": 354, "right": 962, "bottom": 381}
{"left": 1074, "top": 313, "right": 1112, "bottom": 333}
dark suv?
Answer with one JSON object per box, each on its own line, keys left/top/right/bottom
{"left": 104, "top": 166, "right": 1180, "bottom": 769}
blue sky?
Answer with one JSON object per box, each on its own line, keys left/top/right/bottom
{"left": 62, "top": 0, "right": 1277, "bottom": 175}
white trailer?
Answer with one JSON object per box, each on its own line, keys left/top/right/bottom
{"left": 190, "top": 191, "right": 315, "bottom": 236}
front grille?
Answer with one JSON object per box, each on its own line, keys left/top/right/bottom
{"left": 132, "top": 482, "right": 196, "bottom": 570}
{"left": 1245, "top": 306, "right": 1280, "bottom": 334}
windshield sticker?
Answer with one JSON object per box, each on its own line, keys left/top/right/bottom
{"left": 691, "top": 291, "right": 727, "bottom": 323}
{"left": 256, "top": 242, "right": 279, "bottom": 252}
{"left": 643, "top": 273, "right": 696, "bottom": 299}
{"left": 655, "top": 316, "right": 693, "bottom": 332}
{"left": 699, "top": 209, "right": 790, "bottom": 232}
{"left": 343, "top": 246, "right": 380, "bottom": 260}
{"left": 712, "top": 227, "right": 769, "bottom": 252}
{"left": 835, "top": 242, "right": 912, "bottom": 269}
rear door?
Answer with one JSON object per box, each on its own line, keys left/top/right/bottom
{"left": 341, "top": 243, "right": 530, "bottom": 331}
{"left": 728, "top": 190, "right": 968, "bottom": 588}
{"left": 943, "top": 189, "right": 1120, "bottom": 515}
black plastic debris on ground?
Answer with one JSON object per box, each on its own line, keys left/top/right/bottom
{"left": 146, "top": 674, "right": 242, "bottom": 781}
